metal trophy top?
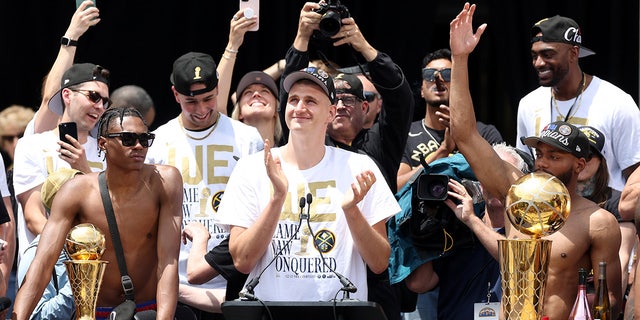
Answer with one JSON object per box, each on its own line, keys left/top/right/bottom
{"left": 65, "top": 223, "right": 106, "bottom": 260}
{"left": 505, "top": 172, "right": 570, "bottom": 239}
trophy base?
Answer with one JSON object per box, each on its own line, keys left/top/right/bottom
{"left": 65, "top": 260, "right": 108, "bottom": 320}
{"left": 498, "top": 239, "right": 551, "bottom": 320}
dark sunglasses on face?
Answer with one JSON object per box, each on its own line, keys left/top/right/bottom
{"left": 71, "top": 89, "right": 111, "bottom": 108}
{"left": 104, "top": 132, "right": 155, "bottom": 148}
{"left": 422, "top": 68, "right": 452, "bottom": 82}
{"left": 363, "top": 91, "right": 381, "bottom": 102}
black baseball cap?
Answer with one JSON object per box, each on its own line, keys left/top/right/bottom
{"left": 48, "top": 63, "right": 110, "bottom": 115}
{"left": 579, "top": 126, "right": 605, "bottom": 158}
{"left": 531, "top": 15, "right": 595, "bottom": 58}
{"left": 283, "top": 67, "right": 336, "bottom": 104}
{"left": 333, "top": 73, "right": 365, "bottom": 100}
{"left": 170, "top": 52, "right": 219, "bottom": 96}
{"left": 522, "top": 121, "right": 590, "bottom": 159}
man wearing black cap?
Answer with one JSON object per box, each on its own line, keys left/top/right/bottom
{"left": 13, "top": 62, "right": 109, "bottom": 263}
{"left": 214, "top": 66, "right": 400, "bottom": 302}
{"left": 449, "top": 4, "right": 622, "bottom": 319}
{"left": 275, "top": 3, "right": 414, "bottom": 319}
{"left": 516, "top": 14, "right": 640, "bottom": 194}
{"left": 145, "top": 51, "right": 263, "bottom": 318}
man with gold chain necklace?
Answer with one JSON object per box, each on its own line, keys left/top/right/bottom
{"left": 145, "top": 52, "right": 263, "bottom": 319}
{"left": 397, "top": 48, "right": 504, "bottom": 191}
{"left": 516, "top": 15, "right": 640, "bottom": 192}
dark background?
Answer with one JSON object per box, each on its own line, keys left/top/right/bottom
{"left": 1, "top": 0, "right": 637, "bottom": 145}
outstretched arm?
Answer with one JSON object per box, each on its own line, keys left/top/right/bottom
{"left": 33, "top": 0, "right": 100, "bottom": 133}
{"left": 448, "top": 3, "right": 520, "bottom": 200}
{"left": 215, "top": 9, "right": 257, "bottom": 115}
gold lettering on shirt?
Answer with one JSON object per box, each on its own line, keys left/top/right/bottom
{"left": 168, "top": 144, "right": 234, "bottom": 185}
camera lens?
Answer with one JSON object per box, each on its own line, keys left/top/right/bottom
{"left": 428, "top": 181, "right": 448, "bottom": 199}
{"left": 319, "top": 11, "right": 342, "bottom": 36}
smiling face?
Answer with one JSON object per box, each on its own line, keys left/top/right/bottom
{"left": 285, "top": 80, "right": 335, "bottom": 137}
{"left": 530, "top": 35, "right": 577, "bottom": 88}
{"left": 62, "top": 80, "right": 110, "bottom": 133}
{"left": 237, "top": 83, "right": 278, "bottom": 125}
{"left": 173, "top": 82, "right": 219, "bottom": 130}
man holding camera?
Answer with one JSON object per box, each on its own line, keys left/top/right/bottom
{"left": 276, "top": 2, "right": 414, "bottom": 319}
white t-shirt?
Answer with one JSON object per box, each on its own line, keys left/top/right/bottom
{"left": 214, "top": 146, "right": 400, "bottom": 301}
{"left": 516, "top": 76, "right": 640, "bottom": 190}
{"left": 12, "top": 130, "right": 104, "bottom": 261}
{"left": 0, "top": 154, "right": 9, "bottom": 198}
{"left": 145, "top": 114, "right": 263, "bottom": 290}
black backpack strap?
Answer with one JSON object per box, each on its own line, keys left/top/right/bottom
{"left": 98, "top": 171, "right": 135, "bottom": 301}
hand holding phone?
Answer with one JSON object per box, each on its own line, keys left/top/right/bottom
{"left": 59, "top": 122, "right": 78, "bottom": 145}
{"left": 76, "top": 0, "right": 96, "bottom": 10}
{"left": 239, "top": 0, "right": 259, "bottom": 31}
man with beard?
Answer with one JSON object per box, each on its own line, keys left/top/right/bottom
{"left": 449, "top": 4, "right": 622, "bottom": 319}
{"left": 515, "top": 15, "right": 640, "bottom": 193}
{"left": 396, "top": 48, "right": 503, "bottom": 191}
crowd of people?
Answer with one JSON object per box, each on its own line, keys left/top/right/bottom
{"left": 1, "top": 1, "right": 639, "bottom": 320}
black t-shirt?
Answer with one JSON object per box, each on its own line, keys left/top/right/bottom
{"left": 402, "top": 120, "right": 504, "bottom": 167}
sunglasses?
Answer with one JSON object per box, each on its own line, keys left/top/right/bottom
{"left": 363, "top": 91, "right": 381, "bottom": 102}
{"left": 422, "top": 68, "right": 452, "bottom": 82}
{"left": 71, "top": 89, "right": 111, "bottom": 108}
{"left": 336, "top": 95, "right": 362, "bottom": 107}
{"left": 104, "top": 132, "right": 155, "bottom": 148}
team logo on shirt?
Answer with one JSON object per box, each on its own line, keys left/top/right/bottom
{"left": 313, "top": 230, "right": 336, "bottom": 253}
{"left": 212, "top": 191, "right": 224, "bottom": 212}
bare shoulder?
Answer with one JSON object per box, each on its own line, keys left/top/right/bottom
{"left": 143, "top": 164, "right": 182, "bottom": 193}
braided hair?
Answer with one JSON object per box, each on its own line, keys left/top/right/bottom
{"left": 97, "top": 105, "right": 148, "bottom": 137}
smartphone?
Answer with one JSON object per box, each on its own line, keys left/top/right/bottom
{"left": 75, "top": 0, "right": 96, "bottom": 10}
{"left": 59, "top": 122, "right": 78, "bottom": 144}
{"left": 239, "top": 0, "right": 259, "bottom": 31}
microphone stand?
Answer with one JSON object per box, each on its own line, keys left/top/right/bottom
{"left": 303, "top": 193, "right": 358, "bottom": 300}
{"left": 238, "top": 197, "right": 307, "bottom": 301}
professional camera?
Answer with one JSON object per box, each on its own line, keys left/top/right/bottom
{"left": 416, "top": 174, "right": 449, "bottom": 201}
{"left": 314, "top": 0, "right": 351, "bottom": 38}
{"left": 407, "top": 173, "right": 484, "bottom": 256}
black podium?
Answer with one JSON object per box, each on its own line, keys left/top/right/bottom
{"left": 221, "top": 300, "right": 388, "bottom": 320}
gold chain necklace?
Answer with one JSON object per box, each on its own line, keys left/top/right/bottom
{"left": 178, "top": 112, "right": 220, "bottom": 141}
{"left": 551, "top": 72, "right": 586, "bottom": 122}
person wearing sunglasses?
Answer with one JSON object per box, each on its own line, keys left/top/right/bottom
{"left": 397, "top": 48, "right": 504, "bottom": 192}
{"left": 13, "top": 106, "right": 183, "bottom": 320}
{"left": 13, "top": 62, "right": 110, "bottom": 270}
{"left": 11, "top": 1, "right": 108, "bottom": 270}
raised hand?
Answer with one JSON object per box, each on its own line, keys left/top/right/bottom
{"left": 449, "top": 2, "right": 487, "bottom": 57}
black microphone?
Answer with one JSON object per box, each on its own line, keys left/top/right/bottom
{"left": 0, "top": 297, "right": 11, "bottom": 312}
{"left": 303, "top": 193, "right": 358, "bottom": 298}
{"left": 238, "top": 196, "right": 307, "bottom": 301}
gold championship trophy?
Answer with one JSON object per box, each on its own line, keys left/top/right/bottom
{"left": 499, "top": 172, "right": 570, "bottom": 320}
{"left": 64, "top": 223, "right": 108, "bottom": 320}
